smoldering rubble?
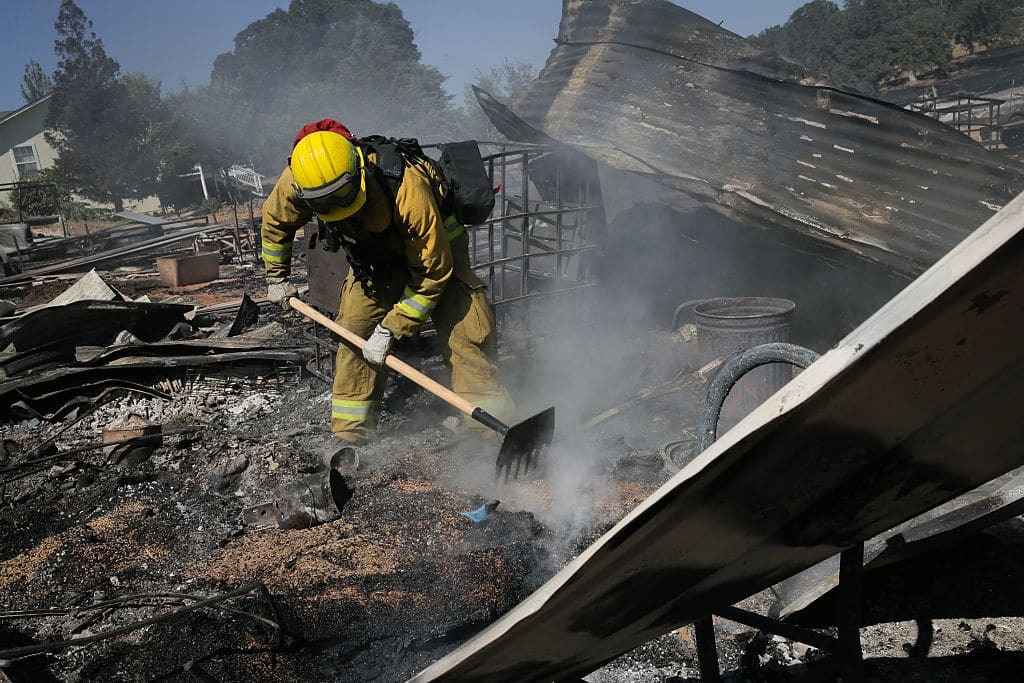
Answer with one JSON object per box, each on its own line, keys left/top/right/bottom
{"left": 3, "top": 1, "right": 1024, "bottom": 681}
{"left": 0, "top": 201, "right": 679, "bottom": 681}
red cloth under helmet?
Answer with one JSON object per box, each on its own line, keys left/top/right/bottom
{"left": 291, "top": 118, "right": 356, "bottom": 149}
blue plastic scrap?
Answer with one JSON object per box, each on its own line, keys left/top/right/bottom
{"left": 460, "top": 500, "right": 500, "bottom": 524}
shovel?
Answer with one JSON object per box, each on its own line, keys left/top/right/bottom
{"left": 288, "top": 297, "right": 555, "bottom": 481}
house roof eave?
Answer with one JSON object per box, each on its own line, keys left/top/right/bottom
{"left": 0, "top": 94, "right": 53, "bottom": 128}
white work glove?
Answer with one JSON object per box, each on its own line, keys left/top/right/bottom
{"left": 362, "top": 323, "right": 395, "bottom": 366}
{"left": 266, "top": 276, "right": 298, "bottom": 310}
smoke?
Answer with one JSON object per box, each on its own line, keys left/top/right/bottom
{"left": 429, "top": 144, "right": 914, "bottom": 580}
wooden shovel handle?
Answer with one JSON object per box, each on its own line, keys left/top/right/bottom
{"left": 287, "top": 297, "right": 479, "bottom": 418}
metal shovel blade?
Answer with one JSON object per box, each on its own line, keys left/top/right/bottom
{"left": 495, "top": 406, "right": 556, "bottom": 482}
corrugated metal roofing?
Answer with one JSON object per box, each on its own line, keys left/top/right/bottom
{"left": 482, "top": 0, "right": 1024, "bottom": 276}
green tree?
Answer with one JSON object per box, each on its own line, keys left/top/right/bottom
{"left": 10, "top": 167, "right": 71, "bottom": 217}
{"left": 200, "top": 0, "right": 459, "bottom": 172}
{"left": 117, "top": 72, "right": 173, "bottom": 197}
{"left": 758, "top": 1, "right": 842, "bottom": 71}
{"left": 460, "top": 61, "right": 537, "bottom": 141}
{"left": 44, "top": 0, "right": 165, "bottom": 211}
{"left": 900, "top": 2, "right": 951, "bottom": 81}
{"left": 952, "top": 0, "right": 1019, "bottom": 52}
{"left": 757, "top": 1, "right": 878, "bottom": 90}
{"left": 844, "top": 0, "right": 949, "bottom": 84}
{"left": 20, "top": 59, "right": 53, "bottom": 103}
{"left": 755, "top": 0, "right": 981, "bottom": 92}
{"left": 758, "top": 0, "right": 872, "bottom": 91}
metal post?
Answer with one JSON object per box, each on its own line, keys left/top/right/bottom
{"left": 488, "top": 155, "right": 496, "bottom": 293}
{"left": 83, "top": 219, "right": 93, "bottom": 254}
{"left": 989, "top": 102, "right": 996, "bottom": 147}
{"left": 56, "top": 185, "right": 68, "bottom": 239}
{"left": 693, "top": 617, "right": 721, "bottom": 683}
{"left": 248, "top": 197, "right": 259, "bottom": 262}
{"left": 231, "top": 201, "right": 241, "bottom": 260}
{"left": 520, "top": 151, "right": 530, "bottom": 329}
{"left": 837, "top": 542, "right": 865, "bottom": 682}
{"left": 196, "top": 164, "right": 209, "bottom": 200}
{"left": 313, "top": 319, "right": 323, "bottom": 378}
{"left": 499, "top": 145, "right": 508, "bottom": 311}
{"left": 12, "top": 234, "right": 24, "bottom": 265}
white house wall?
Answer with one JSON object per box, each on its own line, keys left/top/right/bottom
{"left": 1, "top": 97, "right": 161, "bottom": 213}
{"left": 0, "top": 99, "right": 57, "bottom": 189}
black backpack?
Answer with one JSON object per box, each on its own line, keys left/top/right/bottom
{"left": 359, "top": 136, "right": 495, "bottom": 227}
{"left": 437, "top": 140, "right": 495, "bottom": 226}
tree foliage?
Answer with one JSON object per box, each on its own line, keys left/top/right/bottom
{"left": 192, "top": 0, "right": 460, "bottom": 173}
{"left": 759, "top": 2, "right": 847, "bottom": 90}
{"left": 44, "top": 0, "right": 170, "bottom": 211}
{"left": 35, "top": 0, "right": 534, "bottom": 212}
{"left": 20, "top": 60, "right": 54, "bottom": 103}
{"left": 460, "top": 61, "right": 537, "bottom": 141}
{"left": 953, "top": 0, "right": 1022, "bottom": 51}
{"left": 755, "top": 0, "right": 1024, "bottom": 93}
{"left": 10, "top": 167, "right": 70, "bottom": 217}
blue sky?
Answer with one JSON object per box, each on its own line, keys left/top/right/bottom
{"left": 1, "top": 1, "right": 809, "bottom": 112}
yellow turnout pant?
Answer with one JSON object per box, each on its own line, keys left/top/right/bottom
{"left": 330, "top": 271, "right": 514, "bottom": 444}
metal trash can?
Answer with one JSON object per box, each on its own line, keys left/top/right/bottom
{"left": 693, "top": 297, "right": 796, "bottom": 431}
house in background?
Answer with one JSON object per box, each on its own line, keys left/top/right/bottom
{"left": 0, "top": 94, "right": 159, "bottom": 215}
{"left": 0, "top": 95, "right": 55, "bottom": 190}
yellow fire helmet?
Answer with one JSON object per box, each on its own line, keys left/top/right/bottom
{"left": 290, "top": 131, "right": 367, "bottom": 222}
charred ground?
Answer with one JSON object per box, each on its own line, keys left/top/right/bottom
{"left": 0, "top": 211, "right": 1023, "bottom": 682}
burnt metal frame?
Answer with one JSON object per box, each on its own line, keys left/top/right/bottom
{"left": 908, "top": 93, "right": 1007, "bottom": 150}
{"left": 474, "top": 143, "right": 600, "bottom": 333}
{"left": 0, "top": 180, "right": 61, "bottom": 226}
{"left": 304, "top": 317, "right": 336, "bottom": 383}
{"left": 693, "top": 544, "right": 866, "bottom": 682}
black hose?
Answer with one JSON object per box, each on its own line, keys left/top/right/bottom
{"left": 696, "top": 342, "right": 820, "bottom": 454}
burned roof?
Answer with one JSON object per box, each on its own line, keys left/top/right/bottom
{"left": 480, "top": 0, "right": 1024, "bottom": 276}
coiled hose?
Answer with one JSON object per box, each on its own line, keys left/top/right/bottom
{"left": 696, "top": 342, "right": 821, "bottom": 454}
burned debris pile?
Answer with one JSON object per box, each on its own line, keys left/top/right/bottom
{"left": 0, "top": 274, "right": 308, "bottom": 420}
{"left": 0, "top": 207, "right": 673, "bottom": 681}
{"left": 5, "top": 1, "right": 1024, "bottom": 679}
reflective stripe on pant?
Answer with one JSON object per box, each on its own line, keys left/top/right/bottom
{"left": 330, "top": 270, "right": 513, "bottom": 443}
{"left": 330, "top": 274, "right": 401, "bottom": 444}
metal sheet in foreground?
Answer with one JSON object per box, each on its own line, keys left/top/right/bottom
{"left": 411, "top": 192, "right": 1024, "bottom": 682}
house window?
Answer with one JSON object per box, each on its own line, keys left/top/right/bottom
{"left": 12, "top": 144, "right": 40, "bottom": 178}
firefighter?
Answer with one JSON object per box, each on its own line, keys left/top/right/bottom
{"left": 261, "top": 124, "right": 514, "bottom": 453}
